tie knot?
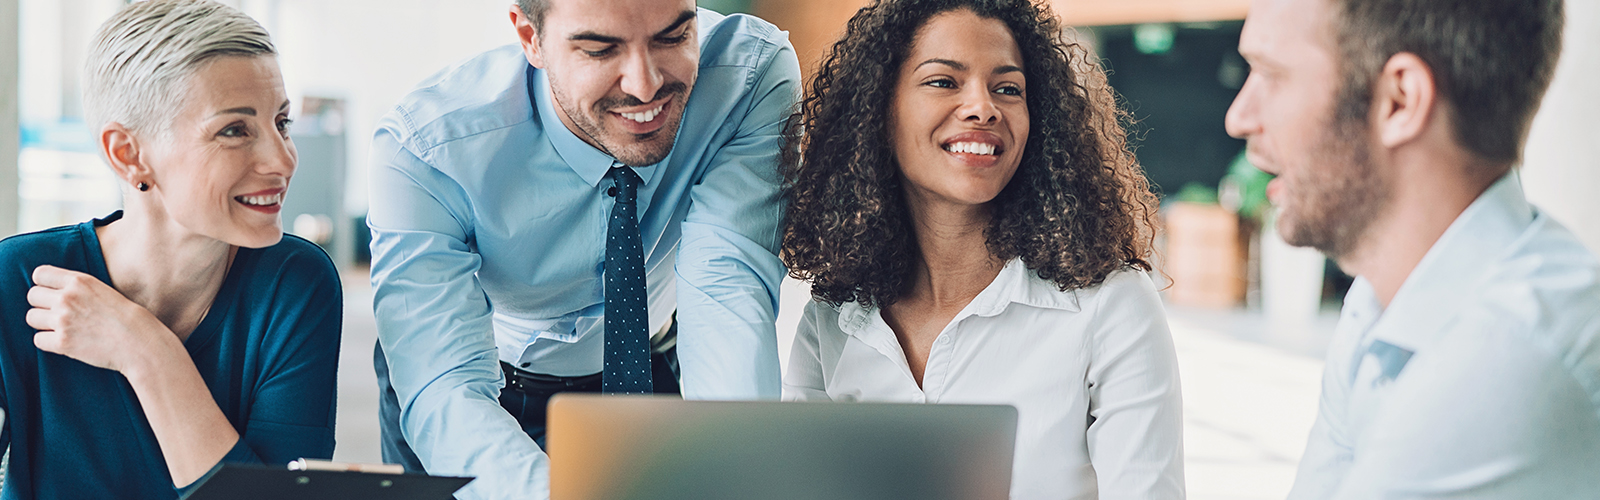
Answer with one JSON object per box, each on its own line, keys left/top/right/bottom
{"left": 609, "top": 166, "right": 641, "bottom": 188}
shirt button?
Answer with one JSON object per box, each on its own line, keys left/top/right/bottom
{"left": 607, "top": 186, "right": 618, "bottom": 197}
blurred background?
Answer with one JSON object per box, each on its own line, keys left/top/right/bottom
{"left": 1, "top": 0, "right": 1596, "bottom": 498}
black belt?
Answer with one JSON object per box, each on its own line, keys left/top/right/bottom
{"left": 499, "top": 362, "right": 601, "bottom": 394}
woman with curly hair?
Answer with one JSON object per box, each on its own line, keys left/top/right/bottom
{"left": 780, "top": 0, "right": 1184, "bottom": 497}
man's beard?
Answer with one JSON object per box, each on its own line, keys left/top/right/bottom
{"left": 553, "top": 81, "right": 689, "bottom": 167}
{"left": 1277, "top": 112, "right": 1388, "bottom": 260}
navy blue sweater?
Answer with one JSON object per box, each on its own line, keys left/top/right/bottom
{"left": 0, "top": 212, "right": 341, "bottom": 499}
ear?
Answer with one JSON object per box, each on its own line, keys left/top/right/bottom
{"left": 1371, "top": 52, "right": 1437, "bottom": 148}
{"left": 99, "top": 123, "right": 152, "bottom": 190}
{"left": 510, "top": 4, "right": 547, "bottom": 69}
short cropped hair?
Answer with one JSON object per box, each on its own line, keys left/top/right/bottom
{"left": 1332, "top": 0, "right": 1564, "bottom": 166}
{"left": 82, "top": 0, "right": 275, "bottom": 137}
{"left": 516, "top": 0, "right": 550, "bottom": 33}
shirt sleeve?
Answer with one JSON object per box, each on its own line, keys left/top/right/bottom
{"left": 367, "top": 121, "right": 549, "bottom": 500}
{"left": 781, "top": 300, "right": 832, "bottom": 401}
{"left": 1330, "top": 315, "right": 1600, "bottom": 499}
{"left": 1286, "top": 344, "right": 1357, "bottom": 500}
{"left": 1083, "top": 271, "right": 1186, "bottom": 500}
{"left": 233, "top": 245, "right": 344, "bottom": 464}
{"left": 674, "top": 36, "right": 801, "bottom": 400}
{"left": 172, "top": 244, "right": 344, "bottom": 494}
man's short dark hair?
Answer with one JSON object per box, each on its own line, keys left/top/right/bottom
{"left": 1332, "top": 0, "right": 1564, "bottom": 167}
{"left": 517, "top": 0, "right": 549, "bottom": 33}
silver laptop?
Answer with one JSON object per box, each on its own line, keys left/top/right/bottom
{"left": 546, "top": 395, "right": 1018, "bottom": 500}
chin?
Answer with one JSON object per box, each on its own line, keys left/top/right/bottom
{"left": 230, "top": 226, "right": 285, "bottom": 249}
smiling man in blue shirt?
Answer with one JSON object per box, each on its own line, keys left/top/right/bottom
{"left": 365, "top": 0, "right": 799, "bottom": 497}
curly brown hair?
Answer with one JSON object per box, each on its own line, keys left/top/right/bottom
{"left": 781, "top": 0, "right": 1159, "bottom": 308}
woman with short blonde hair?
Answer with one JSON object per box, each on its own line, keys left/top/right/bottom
{"left": 0, "top": 1, "right": 340, "bottom": 497}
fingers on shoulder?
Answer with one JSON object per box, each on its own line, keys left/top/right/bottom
{"left": 30, "top": 265, "right": 98, "bottom": 292}
{"left": 30, "top": 328, "right": 65, "bottom": 354}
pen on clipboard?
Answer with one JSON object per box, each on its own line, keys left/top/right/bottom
{"left": 288, "top": 458, "right": 407, "bottom": 475}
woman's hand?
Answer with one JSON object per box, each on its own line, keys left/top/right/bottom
{"left": 26, "top": 264, "right": 178, "bottom": 375}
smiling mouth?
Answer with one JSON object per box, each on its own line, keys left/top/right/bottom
{"left": 618, "top": 104, "right": 665, "bottom": 124}
{"left": 943, "top": 141, "right": 1000, "bottom": 156}
{"left": 236, "top": 192, "right": 284, "bottom": 207}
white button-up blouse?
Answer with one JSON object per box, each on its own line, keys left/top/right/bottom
{"left": 783, "top": 259, "right": 1185, "bottom": 499}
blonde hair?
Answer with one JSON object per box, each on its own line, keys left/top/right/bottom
{"left": 82, "top": 0, "right": 276, "bottom": 138}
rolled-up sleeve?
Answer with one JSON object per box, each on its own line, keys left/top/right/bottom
{"left": 367, "top": 118, "right": 548, "bottom": 500}
{"left": 675, "top": 38, "right": 801, "bottom": 400}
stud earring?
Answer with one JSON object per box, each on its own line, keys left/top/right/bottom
{"left": 136, "top": 182, "right": 149, "bottom": 192}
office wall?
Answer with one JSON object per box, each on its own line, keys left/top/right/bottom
{"left": 0, "top": 0, "right": 16, "bottom": 237}
{"left": 753, "top": 0, "right": 1250, "bottom": 77}
{"left": 1522, "top": 0, "right": 1600, "bottom": 255}
{"left": 267, "top": 0, "right": 514, "bottom": 217}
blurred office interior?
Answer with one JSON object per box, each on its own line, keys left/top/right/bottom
{"left": 1, "top": 0, "right": 1596, "bottom": 498}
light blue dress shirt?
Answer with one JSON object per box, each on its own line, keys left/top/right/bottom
{"left": 366, "top": 10, "right": 799, "bottom": 499}
{"left": 1288, "top": 173, "right": 1600, "bottom": 499}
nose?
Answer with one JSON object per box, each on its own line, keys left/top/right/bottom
{"left": 260, "top": 129, "right": 297, "bottom": 178}
{"left": 619, "top": 48, "right": 665, "bottom": 104}
{"left": 1224, "top": 74, "right": 1259, "bottom": 139}
{"left": 957, "top": 85, "right": 1001, "bottom": 125}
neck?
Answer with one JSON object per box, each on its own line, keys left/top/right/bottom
{"left": 902, "top": 192, "right": 1006, "bottom": 308}
{"left": 98, "top": 200, "right": 236, "bottom": 339}
{"left": 1337, "top": 151, "right": 1504, "bottom": 308}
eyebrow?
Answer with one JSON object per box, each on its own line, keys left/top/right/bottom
{"left": 915, "top": 58, "right": 1025, "bottom": 76}
{"left": 917, "top": 58, "right": 966, "bottom": 71}
{"left": 209, "top": 100, "right": 291, "bottom": 119}
{"left": 655, "top": 11, "right": 696, "bottom": 38}
{"left": 213, "top": 107, "right": 256, "bottom": 118}
{"left": 568, "top": 10, "right": 696, "bottom": 44}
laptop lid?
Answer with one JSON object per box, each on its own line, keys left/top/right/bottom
{"left": 547, "top": 395, "right": 1017, "bottom": 500}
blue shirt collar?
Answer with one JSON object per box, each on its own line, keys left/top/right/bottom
{"left": 1366, "top": 172, "right": 1534, "bottom": 351}
{"left": 529, "top": 64, "right": 660, "bottom": 187}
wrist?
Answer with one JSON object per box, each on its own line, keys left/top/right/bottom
{"left": 118, "top": 311, "right": 183, "bottom": 382}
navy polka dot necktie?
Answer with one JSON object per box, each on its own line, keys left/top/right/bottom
{"left": 603, "top": 166, "right": 652, "bottom": 394}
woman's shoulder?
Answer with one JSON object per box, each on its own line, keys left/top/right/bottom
{"left": 1024, "top": 266, "right": 1160, "bottom": 312}
{"left": 1094, "top": 267, "right": 1161, "bottom": 296}
{"left": 0, "top": 222, "right": 90, "bottom": 261}
{"left": 797, "top": 296, "right": 852, "bottom": 337}
{"left": 0, "top": 222, "right": 99, "bottom": 281}
{"left": 235, "top": 233, "right": 341, "bottom": 289}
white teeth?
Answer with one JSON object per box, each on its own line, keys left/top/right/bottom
{"left": 945, "top": 141, "right": 997, "bottom": 156}
{"left": 238, "top": 193, "right": 283, "bottom": 206}
{"left": 620, "top": 104, "right": 664, "bottom": 123}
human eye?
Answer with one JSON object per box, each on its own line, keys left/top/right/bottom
{"left": 580, "top": 45, "right": 615, "bottom": 58}
{"left": 276, "top": 117, "right": 293, "bottom": 137}
{"left": 923, "top": 77, "right": 956, "bottom": 89}
{"left": 218, "top": 123, "right": 249, "bottom": 139}
{"left": 656, "top": 31, "right": 690, "bottom": 46}
{"left": 995, "top": 84, "right": 1023, "bottom": 97}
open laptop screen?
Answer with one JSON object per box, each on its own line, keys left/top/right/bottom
{"left": 547, "top": 395, "right": 1017, "bottom": 500}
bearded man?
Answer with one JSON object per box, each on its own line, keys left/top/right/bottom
{"left": 1226, "top": 0, "right": 1600, "bottom": 497}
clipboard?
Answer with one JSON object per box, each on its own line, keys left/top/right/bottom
{"left": 179, "top": 463, "right": 473, "bottom": 500}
